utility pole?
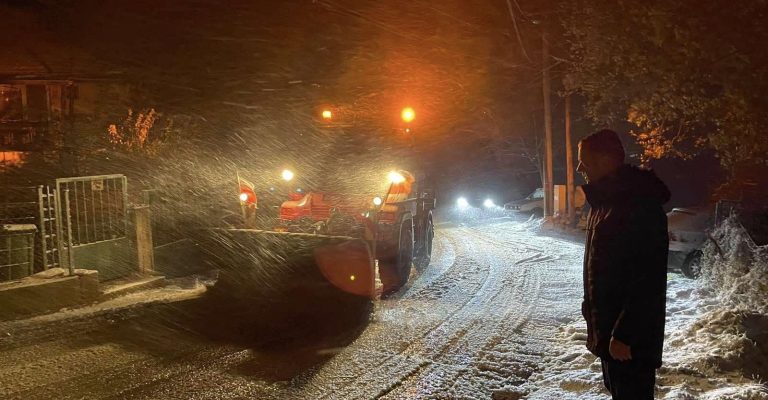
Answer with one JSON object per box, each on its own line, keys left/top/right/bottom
{"left": 542, "top": 31, "right": 554, "bottom": 219}
{"left": 565, "top": 93, "right": 575, "bottom": 226}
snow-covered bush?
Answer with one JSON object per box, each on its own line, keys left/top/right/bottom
{"left": 700, "top": 216, "right": 768, "bottom": 314}
{"left": 679, "top": 216, "right": 768, "bottom": 381}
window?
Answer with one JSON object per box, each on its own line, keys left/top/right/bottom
{"left": 0, "top": 86, "right": 23, "bottom": 122}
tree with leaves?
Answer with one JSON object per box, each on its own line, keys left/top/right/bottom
{"left": 562, "top": 0, "right": 768, "bottom": 174}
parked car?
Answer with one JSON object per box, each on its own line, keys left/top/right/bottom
{"left": 667, "top": 206, "right": 713, "bottom": 278}
{"left": 504, "top": 188, "right": 544, "bottom": 216}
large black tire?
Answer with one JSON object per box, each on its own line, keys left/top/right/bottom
{"left": 397, "top": 222, "right": 414, "bottom": 282}
{"left": 415, "top": 217, "right": 434, "bottom": 270}
{"left": 681, "top": 250, "right": 703, "bottom": 279}
{"left": 380, "top": 220, "right": 414, "bottom": 295}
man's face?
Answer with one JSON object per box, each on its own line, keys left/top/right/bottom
{"left": 577, "top": 144, "right": 612, "bottom": 183}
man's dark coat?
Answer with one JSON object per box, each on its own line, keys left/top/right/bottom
{"left": 582, "top": 164, "right": 670, "bottom": 367}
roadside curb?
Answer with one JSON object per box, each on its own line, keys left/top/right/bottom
{"left": 0, "top": 268, "right": 101, "bottom": 321}
{"left": 0, "top": 277, "right": 206, "bottom": 334}
{"left": 0, "top": 268, "right": 172, "bottom": 322}
{"left": 100, "top": 275, "right": 167, "bottom": 300}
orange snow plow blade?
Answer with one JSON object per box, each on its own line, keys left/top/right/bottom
{"left": 313, "top": 239, "right": 375, "bottom": 297}
{"left": 197, "top": 229, "right": 375, "bottom": 299}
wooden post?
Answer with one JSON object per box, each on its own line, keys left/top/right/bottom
{"left": 542, "top": 31, "right": 554, "bottom": 218}
{"left": 54, "top": 188, "right": 70, "bottom": 275}
{"left": 133, "top": 205, "right": 154, "bottom": 275}
{"left": 565, "top": 94, "right": 575, "bottom": 226}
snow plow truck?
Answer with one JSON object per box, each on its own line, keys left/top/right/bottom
{"left": 197, "top": 169, "right": 435, "bottom": 309}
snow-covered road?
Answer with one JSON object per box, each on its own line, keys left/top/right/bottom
{"left": 0, "top": 219, "right": 592, "bottom": 399}
{"left": 0, "top": 220, "right": 582, "bottom": 399}
{"left": 296, "top": 220, "right": 584, "bottom": 399}
{"left": 6, "top": 218, "right": 764, "bottom": 399}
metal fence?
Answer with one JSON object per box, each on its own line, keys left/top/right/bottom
{"left": 37, "top": 185, "right": 63, "bottom": 270}
{"left": 0, "top": 175, "right": 131, "bottom": 282}
{"left": 0, "top": 186, "right": 38, "bottom": 226}
{"left": 0, "top": 225, "right": 36, "bottom": 282}
{"left": 56, "top": 174, "right": 128, "bottom": 247}
{"left": 0, "top": 186, "right": 62, "bottom": 273}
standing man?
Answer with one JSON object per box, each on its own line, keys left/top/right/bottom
{"left": 578, "top": 129, "right": 670, "bottom": 399}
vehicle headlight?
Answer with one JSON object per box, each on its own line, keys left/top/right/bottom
{"left": 388, "top": 171, "right": 406, "bottom": 184}
{"left": 483, "top": 199, "right": 495, "bottom": 208}
{"left": 457, "top": 197, "right": 469, "bottom": 209}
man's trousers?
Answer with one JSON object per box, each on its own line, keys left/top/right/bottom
{"left": 600, "top": 358, "right": 656, "bottom": 400}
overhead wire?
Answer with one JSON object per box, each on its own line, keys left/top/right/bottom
{"left": 505, "top": 0, "right": 533, "bottom": 63}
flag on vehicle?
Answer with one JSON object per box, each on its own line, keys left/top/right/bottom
{"left": 237, "top": 174, "right": 258, "bottom": 207}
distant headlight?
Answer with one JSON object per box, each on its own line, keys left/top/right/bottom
{"left": 457, "top": 197, "right": 469, "bottom": 209}
{"left": 483, "top": 199, "right": 495, "bottom": 208}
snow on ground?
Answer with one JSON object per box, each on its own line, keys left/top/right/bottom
{"left": 0, "top": 276, "right": 206, "bottom": 333}
{"left": 523, "top": 217, "right": 768, "bottom": 400}
{"left": 1, "top": 215, "right": 766, "bottom": 399}
{"left": 525, "top": 276, "right": 767, "bottom": 399}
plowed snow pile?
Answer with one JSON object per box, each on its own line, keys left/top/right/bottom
{"left": 522, "top": 218, "right": 768, "bottom": 399}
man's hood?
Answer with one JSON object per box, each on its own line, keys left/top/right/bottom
{"left": 582, "top": 164, "right": 670, "bottom": 207}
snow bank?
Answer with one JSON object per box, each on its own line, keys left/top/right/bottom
{"left": 659, "top": 276, "right": 768, "bottom": 399}
{"left": 524, "top": 276, "right": 768, "bottom": 399}
{"left": 523, "top": 216, "right": 768, "bottom": 399}
{"left": 701, "top": 217, "right": 768, "bottom": 314}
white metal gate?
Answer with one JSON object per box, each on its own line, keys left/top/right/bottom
{"left": 56, "top": 174, "right": 133, "bottom": 280}
{"left": 56, "top": 174, "right": 128, "bottom": 246}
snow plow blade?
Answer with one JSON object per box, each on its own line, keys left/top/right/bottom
{"left": 197, "top": 229, "right": 375, "bottom": 299}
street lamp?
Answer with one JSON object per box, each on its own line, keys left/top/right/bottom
{"left": 321, "top": 109, "right": 333, "bottom": 120}
{"left": 401, "top": 107, "right": 415, "bottom": 123}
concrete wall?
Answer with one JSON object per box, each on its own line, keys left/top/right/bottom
{"left": 0, "top": 270, "right": 99, "bottom": 320}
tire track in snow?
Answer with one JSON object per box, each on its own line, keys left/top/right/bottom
{"left": 401, "top": 231, "right": 458, "bottom": 296}
{"left": 406, "top": 228, "right": 538, "bottom": 356}
{"left": 306, "top": 226, "right": 507, "bottom": 399}
{"left": 368, "top": 224, "right": 545, "bottom": 399}
{"left": 399, "top": 226, "right": 541, "bottom": 353}
{"left": 379, "top": 223, "right": 553, "bottom": 399}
